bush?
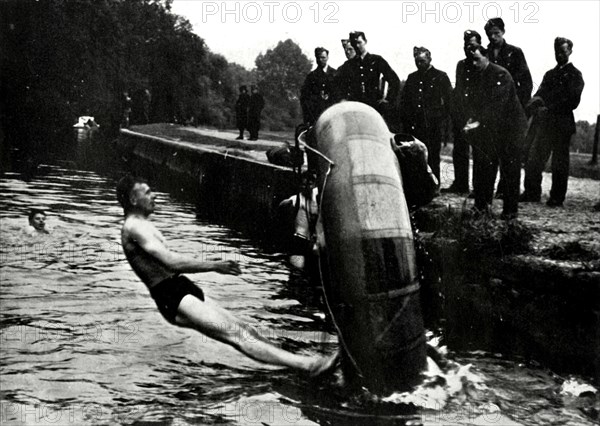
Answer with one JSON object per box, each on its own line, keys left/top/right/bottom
{"left": 431, "top": 207, "right": 535, "bottom": 257}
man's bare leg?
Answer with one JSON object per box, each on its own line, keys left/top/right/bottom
{"left": 175, "top": 294, "right": 338, "bottom": 375}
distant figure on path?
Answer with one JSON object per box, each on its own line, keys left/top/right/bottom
{"left": 121, "top": 90, "right": 132, "bottom": 128}
{"left": 248, "top": 86, "right": 264, "bottom": 141}
{"left": 520, "top": 37, "right": 584, "bottom": 207}
{"left": 116, "top": 175, "right": 338, "bottom": 374}
{"left": 141, "top": 89, "right": 152, "bottom": 124}
{"left": 235, "top": 85, "right": 250, "bottom": 140}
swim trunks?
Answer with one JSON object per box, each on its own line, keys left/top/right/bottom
{"left": 149, "top": 275, "right": 205, "bottom": 324}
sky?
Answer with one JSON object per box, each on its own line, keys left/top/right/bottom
{"left": 171, "top": 0, "right": 599, "bottom": 123}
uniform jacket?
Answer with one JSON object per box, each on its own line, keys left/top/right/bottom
{"left": 333, "top": 60, "right": 352, "bottom": 101}
{"left": 400, "top": 66, "right": 452, "bottom": 133}
{"left": 335, "top": 52, "right": 400, "bottom": 108}
{"left": 300, "top": 65, "right": 337, "bottom": 124}
{"left": 529, "top": 62, "right": 584, "bottom": 135}
{"left": 468, "top": 62, "right": 527, "bottom": 143}
{"left": 451, "top": 59, "right": 479, "bottom": 129}
{"left": 487, "top": 40, "right": 533, "bottom": 107}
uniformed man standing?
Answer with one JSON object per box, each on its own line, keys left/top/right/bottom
{"left": 332, "top": 39, "right": 356, "bottom": 102}
{"left": 485, "top": 17, "right": 533, "bottom": 198}
{"left": 300, "top": 47, "right": 337, "bottom": 126}
{"left": 335, "top": 31, "right": 400, "bottom": 125}
{"left": 520, "top": 37, "right": 584, "bottom": 207}
{"left": 485, "top": 18, "right": 533, "bottom": 108}
{"left": 400, "top": 47, "right": 452, "bottom": 183}
{"left": 341, "top": 39, "right": 356, "bottom": 61}
{"left": 463, "top": 45, "right": 528, "bottom": 219}
{"left": 247, "top": 85, "right": 265, "bottom": 141}
{"left": 442, "top": 30, "right": 481, "bottom": 194}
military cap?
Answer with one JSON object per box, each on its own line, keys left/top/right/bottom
{"left": 463, "top": 29, "right": 482, "bottom": 44}
{"left": 349, "top": 31, "right": 366, "bottom": 42}
{"left": 413, "top": 46, "right": 431, "bottom": 57}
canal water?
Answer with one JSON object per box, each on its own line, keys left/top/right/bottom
{"left": 0, "top": 160, "right": 597, "bottom": 425}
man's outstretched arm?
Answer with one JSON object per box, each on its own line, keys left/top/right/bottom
{"left": 129, "top": 221, "right": 241, "bottom": 275}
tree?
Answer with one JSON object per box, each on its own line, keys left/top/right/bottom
{"left": 1, "top": 0, "right": 254, "bottom": 156}
{"left": 255, "top": 39, "right": 312, "bottom": 131}
{"left": 572, "top": 120, "right": 596, "bottom": 154}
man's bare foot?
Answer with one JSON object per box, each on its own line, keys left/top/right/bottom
{"left": 307, "top": 350, "right": 341, "bottom": 378}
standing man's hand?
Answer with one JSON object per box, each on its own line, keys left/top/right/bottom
{"left": 215, "top": 260, "right": 242, "bottom": 275}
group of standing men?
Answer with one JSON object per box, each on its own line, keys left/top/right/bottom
{"left": 235, "top": 85, "right": 265, "bottom": 141}
{"left": 299, "top": 20, "right": 584, "bottom": 219}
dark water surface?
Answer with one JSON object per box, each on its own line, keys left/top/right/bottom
{"left": 0, "top": 162, "right": 597, "bottom": 425}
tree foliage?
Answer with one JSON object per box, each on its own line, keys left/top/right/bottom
{"left": 1, "top": 0, "right": 253, "bottom": 154}
{"left": 255, "top": 39, "right": 312, "bottom": 131}
{"left": 572, "top": 120, "right": 597, "bottom": 154}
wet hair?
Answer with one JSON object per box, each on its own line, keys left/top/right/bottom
{"left": 484, "top": 17, "right": 505, "bottom": 33}
{"left": 554, "top": 37, "right": 573, "bottom": 50}
{"left": 413, "top": 46, "right": 431, "bottom": 58}
{"left": 463, "top": 30, "right": 482, "bottom": 45}
{"left": 28, "top": 208, "right": 46, "bottom": 223}
{"left": 116, "top": 174, "right": 146, "bottom": 213}
{"left": 314, "top": 47, "right": 329, "bottom": 57}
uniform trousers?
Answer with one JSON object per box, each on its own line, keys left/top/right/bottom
{"left": 471, "top": 130, "right": 520, "bottom": 216}
{"left": 523, "top": 126, "right": 571, "bottom": 203}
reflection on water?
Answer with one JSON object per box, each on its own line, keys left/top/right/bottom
{"left": 0, "top": 163, "right": 597, "bottom": 425}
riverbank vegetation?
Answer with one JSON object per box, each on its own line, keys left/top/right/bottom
{"left": 2, "top": 0, "right": 310, "bottom": 156}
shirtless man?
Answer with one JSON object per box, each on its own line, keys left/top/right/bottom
{"left": 116, "top": 175, "right": 337, "bottom": 375}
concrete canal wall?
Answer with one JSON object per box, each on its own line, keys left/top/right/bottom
{"left": 416, "top": 233, "right": 599, "bottom": 381}
{"left": 118, "top": 129, "right": 298, "bottom": 231}
{"left": 117, "top": 128, "right": 599, "bottom": 381}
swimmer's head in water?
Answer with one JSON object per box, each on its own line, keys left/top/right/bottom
{"left": 117, "top": 175, "right": 154, "bottom": 215}
{"left": 28, "top": 209, "right": 47, "bottom": 231}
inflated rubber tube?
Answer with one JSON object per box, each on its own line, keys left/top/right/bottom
{"left": 314, "top": 101, "right": 427, "bottom": 393}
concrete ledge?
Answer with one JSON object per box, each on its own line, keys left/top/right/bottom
{"left": 118, "top": 128, "right": 298, "bottom": 230}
